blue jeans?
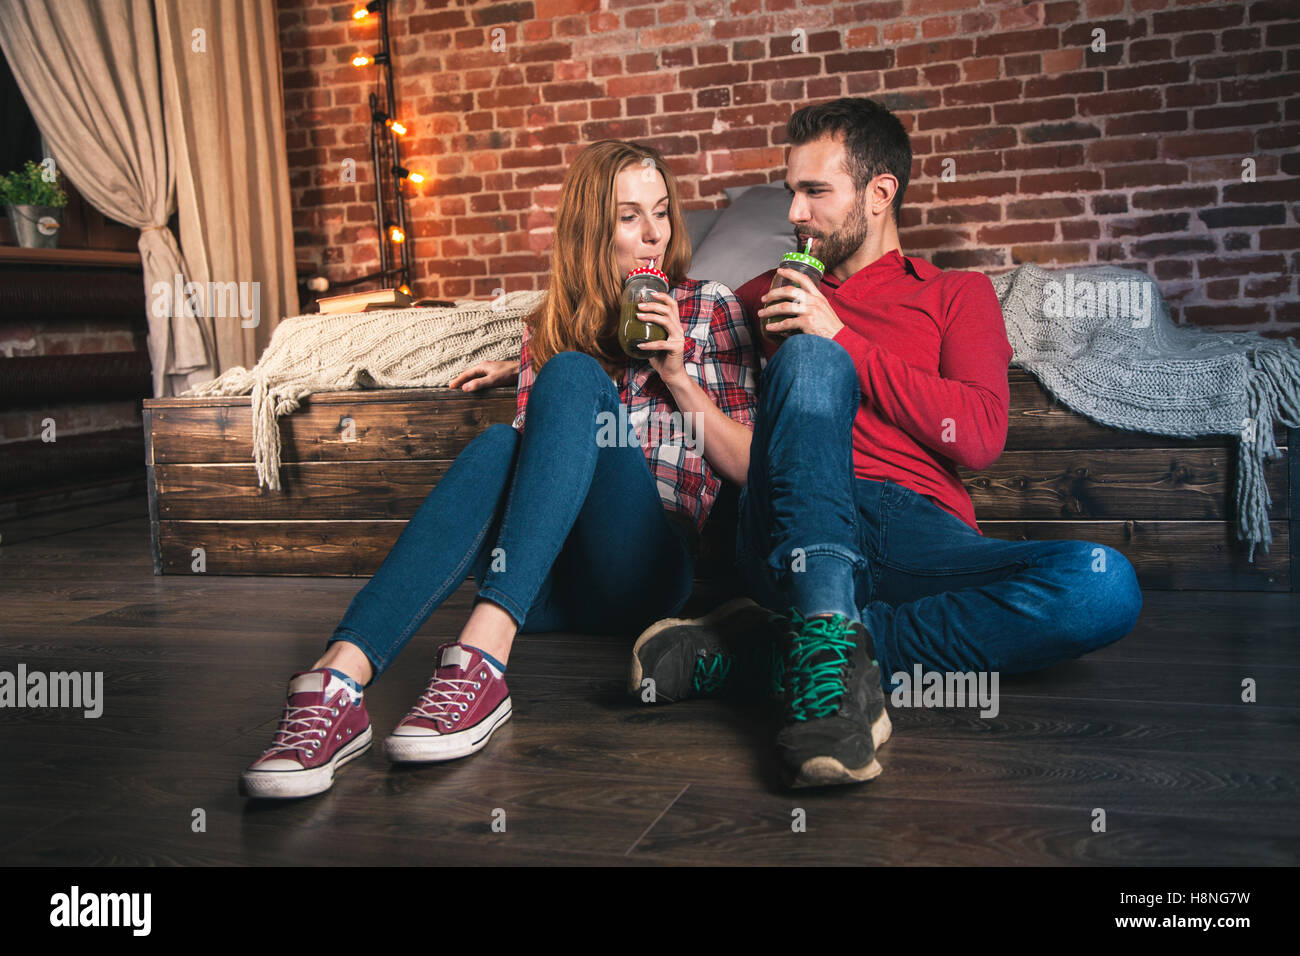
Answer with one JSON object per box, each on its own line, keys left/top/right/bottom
{"left": 328, "top": 351, "right": 696, "bottom": 682}
{"left": 736, "top": 334, "right": 1143, "bottom": 688}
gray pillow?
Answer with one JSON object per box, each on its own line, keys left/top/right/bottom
{"left": 684, "top": 208, "right": 722, "bottom": 251}
{"left": 723, "top": 183, "right": 760, "bottom": 203}
{"left": 687, "top": 182, "right": 800, "bottom": 293}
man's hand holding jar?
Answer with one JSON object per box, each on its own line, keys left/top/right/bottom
{"left": 759, "top": 251, "right": 842, "bottom": 340}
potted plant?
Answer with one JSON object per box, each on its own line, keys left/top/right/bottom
{"left": 0, "top": 159, "right": 69, "bottom": 249}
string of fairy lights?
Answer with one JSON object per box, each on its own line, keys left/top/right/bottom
{"left": 328, "top": 0, "right": 428, "bottom": 297}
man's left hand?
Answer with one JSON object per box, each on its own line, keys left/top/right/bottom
{"left": 759, "top": 268, "right": 843, "bottom": 339}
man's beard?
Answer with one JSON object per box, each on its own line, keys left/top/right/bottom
{"left": 797, "top": 192, "right": 871, "bottom": 273}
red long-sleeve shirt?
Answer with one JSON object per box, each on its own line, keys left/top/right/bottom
{"left": 733, "top": 249, "right": 1013, "bottom": 534}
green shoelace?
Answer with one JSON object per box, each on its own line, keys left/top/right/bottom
{"left": 692, "top": 653, "right": 733, "bottom": 694}
{"left": 691, "top": 612, "right": 789, "bottom": 698}
{"left": 785, "top": 610, "right": 856, "bottom": 721}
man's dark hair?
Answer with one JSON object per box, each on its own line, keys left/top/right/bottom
{"left": 786, "top": 97, "right": 912, "bottom": 223}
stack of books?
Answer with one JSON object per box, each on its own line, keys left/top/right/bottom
{"left": 315, "top": 289, "right": 459, "bottom": 314}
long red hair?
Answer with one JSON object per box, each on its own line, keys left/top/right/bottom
{"left": 525, "top": 140, "right": 691, "bottom": 369}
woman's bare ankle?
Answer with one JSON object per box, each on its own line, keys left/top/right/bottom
{"left": 311, "top": 642, "right": 374, "bottom": 687}
{"left": 458, "top": 600, "right": 518, "bottom": 665}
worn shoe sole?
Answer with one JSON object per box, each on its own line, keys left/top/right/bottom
{"left": 383, "top": 697, "right": 512, "bottom": 763}
{"left": 785, "top": 708, "right": 893, "bottom": 789}
{"left": 627, "top": 596, "right": 762, "bottom": 698}
{"left": 240, "top": 726, "right": 373, "bottom": 800}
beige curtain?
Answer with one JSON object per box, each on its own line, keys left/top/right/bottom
{"left": 0, "top": 0, "right": 206, "bottom": 396}
{"left": 155, "top": 0, "right": 298, "bottom": 394}
{"left": 0, "top": 0, "right": 298, "bottom": 397}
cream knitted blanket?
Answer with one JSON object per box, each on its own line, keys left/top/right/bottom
{"left": 991, "top": 263, "right": 1300, "bottom": 563}
{"left": 180, "top": 290, "right": 546, "bottom": 490}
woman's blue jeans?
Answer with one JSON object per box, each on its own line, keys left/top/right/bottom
{"left": 736, "top": 334, "right": 1144, "bottom": 690}
{"left": 328, "top": 351, "right": 696, "bottom": 682}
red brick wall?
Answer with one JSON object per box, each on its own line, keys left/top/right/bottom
{"left": 277, "top": 0, "right": 1298, "bottom": 336}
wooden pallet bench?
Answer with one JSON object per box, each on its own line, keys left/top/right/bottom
{"left": 142, "top": 369, "right": 1296, "bottom": 591}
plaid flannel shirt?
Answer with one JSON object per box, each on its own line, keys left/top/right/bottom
{"left": 512, "top": 278, "right": 759, "bottom": 552}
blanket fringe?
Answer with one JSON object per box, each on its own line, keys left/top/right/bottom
{"left": 1239, "top": 337, "right": 1300, "bottom": 564}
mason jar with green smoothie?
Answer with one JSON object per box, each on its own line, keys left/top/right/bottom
{"left": 618, "top": 265, "right": 670, "bottom": 357}
{"left": 762, "top": 250, "right": 825, "bottom": 341}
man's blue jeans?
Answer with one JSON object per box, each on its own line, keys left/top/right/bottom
{"left": 328, "top": 351, "right": 696, "bottom": 682}
{"left": 736, "top": 334, "right": 1143, "bottom": 689}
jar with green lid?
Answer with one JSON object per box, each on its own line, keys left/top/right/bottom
{"left": 762, "top": 251, "right": 825, "bottom": 340}
{"left": 618, "top": 266, "right": 670, "bottom": 357}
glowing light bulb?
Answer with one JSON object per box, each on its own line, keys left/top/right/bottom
{"left": 352, "top": 7, "right": 368, "bottom": 19}
{"left": 387, "top": 119, "right": 407, "bottom": 135}
{"left": 407, "top": 171, "right": 425, "bottom": 184}
{"left": 398, "top": 284, "right": 412, "bottom": 296}
{"left": 352, "top": 54, "right": 371, "bottom": 67}
{"left": 389, "top": 226, "right": 405, "bottom": 244}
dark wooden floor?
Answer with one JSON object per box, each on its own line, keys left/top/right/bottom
{"left": 1, "top": 495, "right": 1297, "bottom": 866}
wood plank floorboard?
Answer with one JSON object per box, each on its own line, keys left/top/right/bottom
{"left": 0, "top": 497, "right": 1296, "bottom": 866}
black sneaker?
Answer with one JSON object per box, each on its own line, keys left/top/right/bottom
{"left": 774, "top": 609, "right": 892, "bottom": 788}
{"left": 628, "top": 597, "right": 786, "bottom": 704}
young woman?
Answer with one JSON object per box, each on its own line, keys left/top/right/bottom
{"left": 241, "top": 140, "right": 760, "bottom": 798}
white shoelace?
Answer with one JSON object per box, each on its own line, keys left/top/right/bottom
{"left": 264, "top": 703, "right": 335, "bottom": 758}
{"left": 409, "top": 675, "right": 480, "bottom": 728}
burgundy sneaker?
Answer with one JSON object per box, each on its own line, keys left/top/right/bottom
{"left": 240, "top": 669, "right": 372, "bottom": 799}
{"left": 384, "top": 643, "right": 512, "bottom": 763}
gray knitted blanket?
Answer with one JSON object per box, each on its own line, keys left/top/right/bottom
{"left": 990, "top": 264, "right": 1300, "bottom": 563}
